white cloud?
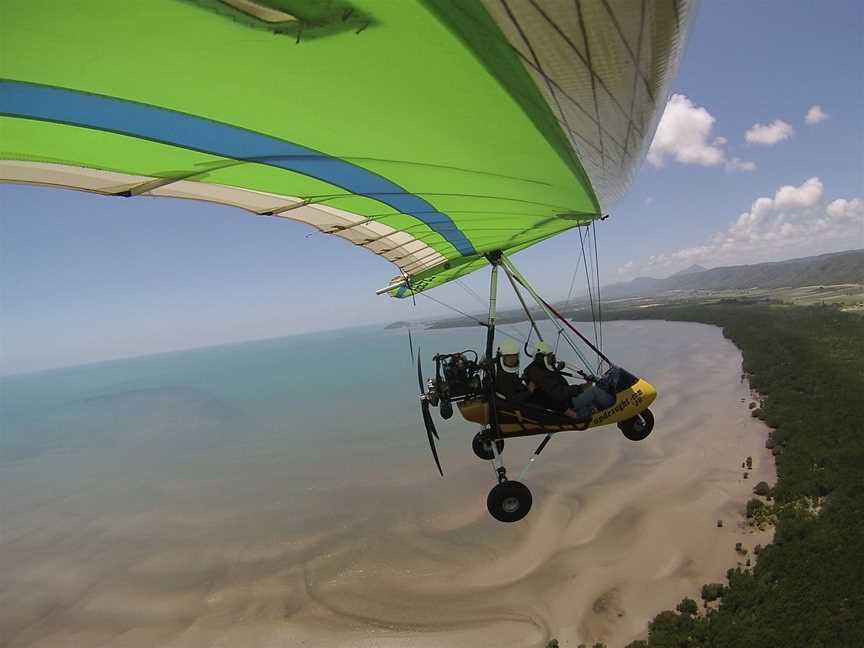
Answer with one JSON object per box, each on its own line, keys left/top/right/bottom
{"left": 617, "top": 178, "right": 863, "bottom": 279}
{"left": 724, "top": 178, "right": 825, "bottom": 246}
{"left": 826, "top": 198, "right": 864, "bottom": 220}
{"left": 745, "top": 119, "right": 794, "bottom": 145}
{"left": 805, "top": 105, "right": 829, "bottom": 125}
{"left": 773, "top": 177, "right": 823, "bottom": 210}
{"left": 647, "top": 94, "right": 725, "bottom": 167}
{"left": 713, "top": 136, "right": 728, "bottom": 146}
{"left": 617, "top": 261, "right": 635, "bottom": 276}
{"left": 725, "top": 157, "right": 757, "bottom": 173}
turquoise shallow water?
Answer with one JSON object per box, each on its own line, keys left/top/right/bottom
{"left": 1, "top": 321, "right": 651, "bottom": 469}
{"left": 2, "top": 325, "right": 472, "bottom": 466}
{"left": 0, "top": 320, "right": 671, "bottom": 476}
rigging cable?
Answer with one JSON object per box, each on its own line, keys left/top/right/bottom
{"left": 413, "top": 291, "right": 527, "bottom": 347}
{"left": 586, "top": 225, "right": 600, "bottom": 350}
{"left": 584, "top": 225, "right": 598, "bottom": 351}
{"left": 415, "top": 290, "right": 485, "bottom": 326}
{"left": 592, "top": 220, "right": 603, "bottom": 354}
{"left": 507, "top": 270, "right": 597, "bottom": 371}
{"left": 455, "top": 278, "right": 489, "bottom": 309}
{"left": 555, "top": 225, "right": 589, "bottom": 355}
{"left": 549, "top": 310, "right": 596, "bottom": 371}
{"left": 578, "top": 225, "right": 601, "bottom": 364}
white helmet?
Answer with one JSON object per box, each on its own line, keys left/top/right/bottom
{"left": 535, "top": 340, "right": 552, "bottom": 355}
{"left": 535, "top": 340, "right": 558, "bottom": 371}
{"left": 498, "top": 339, "right": 520, "bottom": 373}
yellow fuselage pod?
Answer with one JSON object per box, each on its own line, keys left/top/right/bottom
{"left": 458, "top": 379, "right": 657, "bottom": 439}
{"left": 587, "top": 378, "right": 656, "bottom": 427}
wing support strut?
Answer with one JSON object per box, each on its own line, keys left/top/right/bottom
{"left": 484, "top": 252, "right": 502, "bottom": 446}
{"left": 501, "top": 263, "right": 543, "bottom": 355}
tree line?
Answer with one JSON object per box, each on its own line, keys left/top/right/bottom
{"left": 608, "top": 303, "right": 864, "bottom": 647}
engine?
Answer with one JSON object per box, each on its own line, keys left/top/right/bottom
{"left": 426, "top": 350, "right": 483, "bottom": 418}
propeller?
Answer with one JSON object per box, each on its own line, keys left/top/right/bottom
{"left": 417, "top": 349, "right": 443, "bottom": 476}
{"left": 408, "top": 328, "right": 415, "bottom": 365}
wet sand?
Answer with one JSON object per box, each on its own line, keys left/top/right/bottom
{"left": 0, "top": 321, "right": 775, "bottom": 647}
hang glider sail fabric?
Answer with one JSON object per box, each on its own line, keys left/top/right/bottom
{"left": 0, "top": 0, "right": 692, "bottom": 296}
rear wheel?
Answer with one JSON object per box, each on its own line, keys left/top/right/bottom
{"left": 487, "top": 480, "right": 532, "bottom": 523}
{"left": 472, "top": 432, "right": 504, "bottom": 460}
{"left": 618, "top": 408, "right": 654, "bottom": 441}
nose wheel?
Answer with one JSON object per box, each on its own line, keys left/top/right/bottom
{"left": 618, "top": 408, "right": 655, "bottom": 441}
{"left": 472, "top": 431, "right": 504, "bottom": 460}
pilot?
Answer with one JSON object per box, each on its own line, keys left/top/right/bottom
{"left": 494, "top": 339, "right": 533, "bottom": 405}
{"left": 524, "top": 341, "right": 610, "bottom": 421}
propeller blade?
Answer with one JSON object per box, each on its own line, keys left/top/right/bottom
{"left": 416, "top": 350, "right": 439, "bottom": 439}
{"left": 416, "top": 348, "right": 442, "bottom": 474}
{"left": 421, "top": 399, "right": 443, "bottom": 476}
{"left": 416, "top": 347, "right": 425, "bottom": 395}
{"left": 426, "top": 399, "right": 440, "bottom": 440}
{"left": 408, "top": 329, "right": 415, "bottom": 365}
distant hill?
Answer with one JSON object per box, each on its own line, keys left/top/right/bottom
{"left": 384, "top": 321, "right": 413, "bottom": 330}
{"left": 405, "top": 250, "right": 864, "bottom": 331}
{"left": 672, "top": 264, "right": 707, "bottom": 276}
{"left": 604, "top": 250, "right": 864, "bottom": 299}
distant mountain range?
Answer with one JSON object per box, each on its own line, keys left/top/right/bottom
{"left": 602, "top": 250, "right": 864, "bottom": 300}
{"left": 671, "top": 264, "right": 707, "bottom": 276}
{"left": 393, "top": 250, "right": 863, "bottom": 330}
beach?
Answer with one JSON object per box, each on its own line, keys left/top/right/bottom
{"left": 0, "top": 321, "right": 775, "bottom": 647}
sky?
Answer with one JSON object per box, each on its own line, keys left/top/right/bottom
{"left": 2, "top": 0, "right": 862, "bottom": 375}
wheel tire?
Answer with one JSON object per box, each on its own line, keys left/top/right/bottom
{"left": 472, "top": 432, "right": 504, "bottom": 460}
{"left": 487, "top": 480, "right": 532, "bottom": 523}
{"left": 618, "top": 408, "right": 655, "bottom": 441}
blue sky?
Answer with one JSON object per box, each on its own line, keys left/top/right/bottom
{"left": 2, "top": 0, "right": 862, "bottom": 375}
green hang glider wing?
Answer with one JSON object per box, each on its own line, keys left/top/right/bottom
{"left": 0, "top": 0, "right": 692, "bottom": 296}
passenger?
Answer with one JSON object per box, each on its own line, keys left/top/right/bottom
{"left": 494, "top": 339, "right": 533, "bottom": 405}
{"left": 524, "top": 341, "right": 612, "bottom": 421}
{"left": 524, "top": 341, "right": 575, "bottom": 412}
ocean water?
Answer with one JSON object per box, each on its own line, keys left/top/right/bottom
{"left": 1, "top": 320, "right": 662, "bottom": 480}
{"left": 0, "top": 320, "right": 738, "bottom": 645}
{"left": 2, "top": 325, "right": 474, "bottom": 474}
